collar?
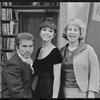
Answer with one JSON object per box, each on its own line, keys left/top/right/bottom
{"left": 17, "top": 51, "right": 27, "bottom": 62}
{"left": 17, "top": 50, "right": 32, "bottom": 64}
{"left": 17, "top": 51, "right": 34, "bottom": 74}
{"left": 66, "top": 42, "right": 87, "bottom": 55}
{"left": 75, "top": 42, "right": 87, "bottom": 55}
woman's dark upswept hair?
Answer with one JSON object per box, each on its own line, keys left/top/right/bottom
{"left": 39, "top": 17, "right": 57, "bottom": 35}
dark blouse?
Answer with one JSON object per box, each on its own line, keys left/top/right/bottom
{"left": 61, "top": 46, "right": 79, "bottom": 88}
{"left": 33, "top": 47, "right": 63, "bottom": 79}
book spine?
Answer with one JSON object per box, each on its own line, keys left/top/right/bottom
{"left": 2, "top": 24, "right": 7, "bottom": 35}
{"left": 10, "top": 21, "right": 15, "bottom": 35}
{"left": 2, "top": 9, "right": 6, "bottom": 20}
{"left": 10, "top": 38, "right": 15, "bottom": 50}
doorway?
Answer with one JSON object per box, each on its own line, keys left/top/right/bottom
{"left": 18, "top": 11, "right": 58, "bottom": 60}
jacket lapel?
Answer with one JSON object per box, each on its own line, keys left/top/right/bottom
{"left": 75, "top": 42, "right": 87, "bottom": 56}
{"left": 23, "top": 62, "right": 33, "bottom": 72}
{"left": 15, "top": 53, "right": 33, "bottom": 72}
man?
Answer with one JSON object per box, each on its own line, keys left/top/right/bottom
{"left": 1, "top": 32, "right": 35, "bottom": 98}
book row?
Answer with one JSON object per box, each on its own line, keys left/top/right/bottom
{"left": 1, "top": 2, "right": 59, "bottom": 6}
{"left": 1, "top": 21, "right": 16, "bottom": 35}
{"left": 2, "top": 38, "right": 15, "bottom": 50}
{"left": 1, "top": 2, "right": 12, "bottom": 6}
{"left": 2, "top": 8, "right": 13, "bottom": 20}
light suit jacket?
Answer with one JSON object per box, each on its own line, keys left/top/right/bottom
{"left": 60, "top": 42, "right": 99, "bottom": 93}
{"left": 1, "top": 52, "right": 34, "bottom": 98}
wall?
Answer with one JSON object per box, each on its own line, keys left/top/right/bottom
{"left": 59, "top": 2, "right": 67, "bottom": 48}
{"left": 86, "top": 3, "right": 100, "bottom": 64}
{"left": 86, "top": 3, "right": 100, "bottom": 97}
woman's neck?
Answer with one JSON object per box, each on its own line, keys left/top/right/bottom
{"left": 68, "top": 41, "right": 79, "bottom": 51}
{"left": 42, "top": 41, "right": 53, "bottom": 49}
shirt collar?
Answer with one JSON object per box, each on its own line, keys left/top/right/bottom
{"left": 17, "top": 51, "right": 34, "bottom": 74}
{"left": 17, "top": 50, "right": 31, "bottom": 63}
{"left": 66, "top": 42, "right": 87, "bottom": 55}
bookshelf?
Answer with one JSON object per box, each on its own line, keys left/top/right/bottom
{"left": 0, "top": 2, "right": 18, "bottom": 66}
{"left": 12, "top": 2, "right": 59, "bottom": 10}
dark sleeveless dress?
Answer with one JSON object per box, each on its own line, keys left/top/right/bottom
{"left": 33, "top": 47, "right": 63, "bottom": 99}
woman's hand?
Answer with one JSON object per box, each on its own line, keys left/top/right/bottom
{"left": 88, "top": 91, "right": 95, "bottom": 98}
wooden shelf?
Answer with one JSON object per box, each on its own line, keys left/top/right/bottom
{"left": 0, "top": 20, "right": 18, "bottom": 23}
{"left": 0, "top": 34, "right": 17, "bottom": 37}
{"left": 14, "top": 5, "right": 59, "bottom": 9}
{"left": 0, "top": 5, "right": 13, "bottom": 8}
{"left": 1, "top": 5, "right": 59, "bottom": 10}
{"left": 1, "top": 49, "right": 15, "bottom": 52}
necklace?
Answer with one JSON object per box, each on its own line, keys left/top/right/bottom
{"left": 68, "top": 51, "right": 73, "bottom": 57}
{"left": 67, "top": 45, "right": 78, "bottom": 58}
{"left": 68, "top": 47, "right": 78, "bottom": 58}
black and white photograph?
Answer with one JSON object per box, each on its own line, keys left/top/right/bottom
{"left": 0, "top": 1, "right": 100, "bottom": 99}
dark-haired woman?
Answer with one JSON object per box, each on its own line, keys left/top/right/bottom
{"left": 33, "top": 17, "right": 63, "bottom": 99}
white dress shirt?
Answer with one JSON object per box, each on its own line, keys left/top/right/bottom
{"left": 17, "top": 51, "right": 34, "bottom": 74}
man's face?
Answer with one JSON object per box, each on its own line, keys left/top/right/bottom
{"left": 17, "top": 40, "right": 34, "bottom": 59}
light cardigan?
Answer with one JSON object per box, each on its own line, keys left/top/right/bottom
{"left": 60, "top": 42, "right": 99, "bottom": 93}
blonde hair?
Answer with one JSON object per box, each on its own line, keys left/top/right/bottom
{"left": 62, "top": 18, "right": 86, "bottom": 42}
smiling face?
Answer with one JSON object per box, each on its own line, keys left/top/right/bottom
{"left": 40, "top": 27, "right": 55, "bottom": 42}
{"left": 67, "top": 25, "right": 80, "bottom": 42}
{"left": 17, "top": 40, "right": 34, "bottom": 59}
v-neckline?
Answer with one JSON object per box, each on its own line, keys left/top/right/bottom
{"left": 64, "top": 46, "right": 77, "bottom": 62}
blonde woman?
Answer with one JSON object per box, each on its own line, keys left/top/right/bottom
{"left": 58, "top": 18, "right": 99, "bottom": 98}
